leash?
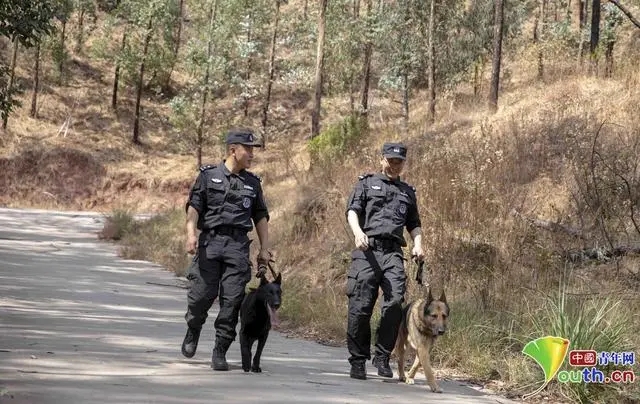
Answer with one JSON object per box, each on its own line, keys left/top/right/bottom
{"left": 256, "top": 264, "right": 268, "bottom": 278}
{"left": 413, "top": 255, "right": 427, "bottom": 286}
{"left": 255, "top": 251, "right": 277, "bottom": 279}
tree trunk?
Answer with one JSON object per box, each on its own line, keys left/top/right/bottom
{"left": 133, "top": 18, "right": 154, "bottom": 145}
{"left": 577, "top": 0, "right": 589, "bottom": 67}
{"left": 112, "top": 31, "right": 127, "bottom": 110}
{"left": 402, "top": 72, "right": 409, "bottom": 131}
{"left": 311, "top": 0, "right": 328, "bottom": 139}
{"left": 426, "top": 0, "right": 436, "bottom": 125}
{"left": 197, "top": 0, "right": 218, "bottom": 167}
{"left": 75, "top": 9, "right": 85, "bottom": 53}
{"left": 261, "top": 0, "right": 281, "bottom": 150}
{"left": 589, "top": 0, "right": 600, "bottom": 73}
{"left": 604, "top": 41, "right": 614, "bottom": 77}
{"left": 242, "top": 2, "right": 253, "bottom": 117}
{"left": 2, "top": 38, "right": 19, "bottom": 130}
{"left": 488, "top": 0, "right": 504, "bottom": 113}
{"left": 359, "top": 0, "right": 373, "bottom": 117}
{"left": 30, "top": 41, "right": 41, "bottom": 118}
{"left": 473, "top": 61, "right": 480, "bottom": 96}
{"left": 573, "top": 0, "right": 584, "bottom": 30}
{"left": 535, "top": 0, "right": 546, "bottom": 80}
{"left": 164, "top": 0, "right": 184, "bottom": 92}
{"left": 348, "top": 0, "right": 360, "bottom": 115}
{"left": 59, "top": 20, "right": 67, "bottom": 79}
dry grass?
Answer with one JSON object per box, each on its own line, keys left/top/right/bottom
{"left": 105, "top": 208, "right": 192, "bottom": 276}
{"left": 266, "top": 53, "right": 640, "bottom": 402}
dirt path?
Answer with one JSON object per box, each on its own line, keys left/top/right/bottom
{"left": 0, "top": 208, "right": 517, "bottom": 404}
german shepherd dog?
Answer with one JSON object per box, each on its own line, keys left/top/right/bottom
{"left": 239, "top": 264, "right": 282, "bottom": 373}
{"left": 393, "top": 289, "right": 449, "bottom": 392}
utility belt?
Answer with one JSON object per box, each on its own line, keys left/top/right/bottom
{"left": 368, "top": 237, "right": 402, "bottom": 252}
{"left": 209, "top": 225, "right": 248, "bottom": 241}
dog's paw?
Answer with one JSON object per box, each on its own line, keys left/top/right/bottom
{"left": 429, "top": 384, "right": 443, "bottom": 393}
{"left": 251, "top": 366, "right": 262, "bottom": 373}
{"left": 404, "top": 377, "right": 415, "bottom": 385}
{"left": 243, "top": 367, "right": 251, "bottom": 372}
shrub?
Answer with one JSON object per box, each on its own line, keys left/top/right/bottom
{"left": 99, "top": 209, "right": 136, "bottom": 240}
{"left": 521, "top": 282, "right": 635, "bottom": 403}
{"left": 308, "top": 114, "right": 368, "bottom": 163}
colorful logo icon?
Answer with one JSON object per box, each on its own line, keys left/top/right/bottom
{"left": 522, "top": 336, "right": 570, "bottom": 399}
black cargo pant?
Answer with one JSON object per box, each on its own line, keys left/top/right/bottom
{"left": 185, "top": 229, "right": 252, "bottom": 345}
{"left": 346, "top": 240, "right": 406, "bottom": 365}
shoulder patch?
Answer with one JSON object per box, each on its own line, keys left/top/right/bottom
{"left": 358, "top": 173, "right": 373, "bottom": 181}
{"left": 199, "top": 164, "right": 216, "bottom": 172}
{"left": 246, "top": 171, "right": 262, "bottom": 183}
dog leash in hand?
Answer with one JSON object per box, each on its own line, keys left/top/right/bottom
{"left": 413, "top": 256, "right": 426, "bottom": 286}
{"left": 255, "top": 264, "right": 268, "bottom": 278}
{"left": 255, "top": 254, "right": 276, "bottom": 279}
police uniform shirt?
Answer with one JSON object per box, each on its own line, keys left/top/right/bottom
{"left": 186, "top": 163, "right": 269, "bottom": 232}
{"left": 345, "top": 173, "right": 420, "bottom": 247}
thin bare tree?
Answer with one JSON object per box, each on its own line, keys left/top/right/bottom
{"left": 30, "top": 41, "right": 41, "bottom": 118}
{"left": 196, "top": 0, "right": 218, "bottom": 167}
{"left": 133, "top": 18, "right": 154, "bottom": 145}
{"left": 426, "top": 0, "right": 436, "bottom": 124}
{"left": 2, "top": 38, "right": 19, "bottom": 130}
{"left": 311, "top": 0, "right": 328, "bottom": 139}
{"left": 488, "top": 0, "right": 504, "bottom": 113}
{"left": 360, "top": 0, "right": 372, "bottom": 117}
{"left": 261, "top": 0, "right": 282, "bottom": 149}
{"left": 589, "top": 0, "right": 600, "bottom": 73}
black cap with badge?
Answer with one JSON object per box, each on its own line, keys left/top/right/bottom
{"left": 381, "top": 142, "right": 407, "bottom": 160}
{"left": 225, "top": 128, "right": 263, "bottom": 147}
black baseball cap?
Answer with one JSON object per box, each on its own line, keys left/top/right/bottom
{"left": 225, "top": 129, "right": 262, "bottom": 147}
{"left": 382, "top": 142, "right": 407, "bottom": 160}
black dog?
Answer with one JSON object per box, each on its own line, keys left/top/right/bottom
{"left": 239, "top": 267, "right": 282, "bottom": 373}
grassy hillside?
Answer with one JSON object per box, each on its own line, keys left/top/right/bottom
{"left": 2, "top": 1, "right": 640, "bottom": 403}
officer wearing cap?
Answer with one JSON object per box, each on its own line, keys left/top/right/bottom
{"left": 181, "top": 128, "right": 271, "bottom": 371}
{"left": 344, "top": 141, "right": 424, "bottom": 380}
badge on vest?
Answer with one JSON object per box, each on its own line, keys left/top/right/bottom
{"left": 371, "top": 185, "right": 381, "bottom": 190}
{"left": 398, "top": 204, "right": 407, "bottom": 214}
{"left": 212, "top": 178, "right": 222, "bottom": 183}
{"left": 243, "top": 197, "right": 252, "bottom": 209}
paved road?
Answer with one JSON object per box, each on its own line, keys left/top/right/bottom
{"left": 0, "top": 208, "right": 516, "bottom": 404}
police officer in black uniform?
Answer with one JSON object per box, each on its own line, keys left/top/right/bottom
{"left": 181, "top": 128, "right": 271, "bottom": 371}
{"left": 344, "top": 142, "right": 424, "bottom": 380}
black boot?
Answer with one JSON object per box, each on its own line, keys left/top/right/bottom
{"left": 211, "top": 338, "right": 231, "bottom": 371}
{"left": 350, "top": 361, "right": 367, "bottom": 380}
{"left": 372, "top": 355, "right": 393, "bottom": 378}
{"left": 181, "top": 327, "right": 201, "bottom": 358}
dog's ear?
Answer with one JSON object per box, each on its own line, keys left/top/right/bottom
{"left": 427, "top": 288, "right": 434, "bottom": 304}
{"left": 439, "top": 290, "right": 447, "bottom": 304}
{"left": 275, "top": 272, "right": 282, "bottom": 285}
